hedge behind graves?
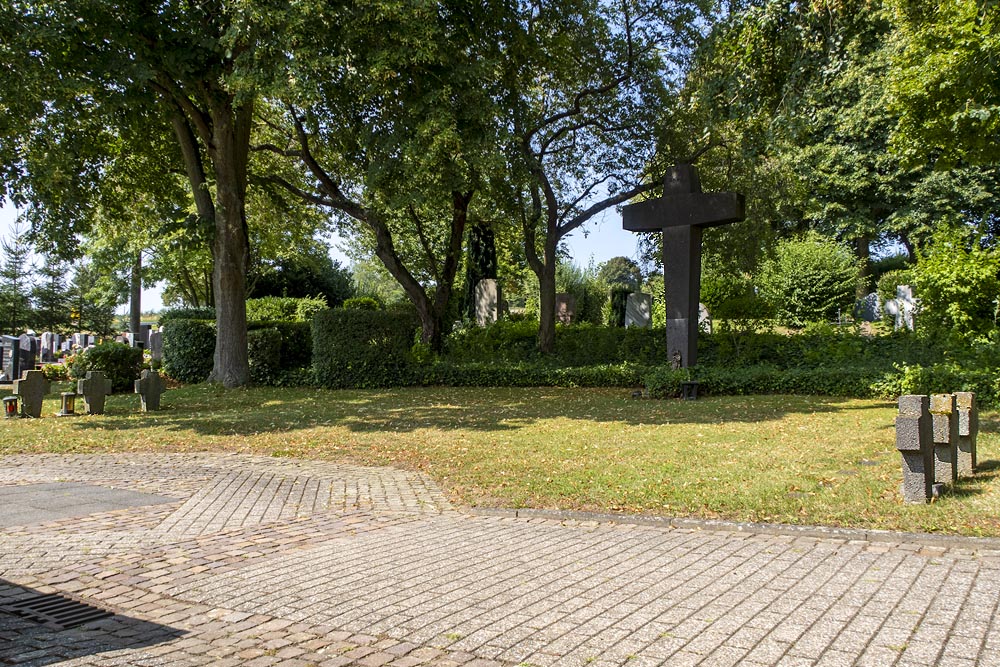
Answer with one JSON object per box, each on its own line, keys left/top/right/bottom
{"left": 69, "top": 342, "right": 145, "bottom": 393}
{"left": 246, "top": 296, "right": 327, "bottom": 323}
{"left": 162, "top": 319, "right": 216, "bottom": 383}
{"left": 312, "top": 307, "right": 421, "bottom": 388}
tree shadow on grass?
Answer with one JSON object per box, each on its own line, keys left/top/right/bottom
{"left": 63, "top": 387, "right": 898, "bottom": 437}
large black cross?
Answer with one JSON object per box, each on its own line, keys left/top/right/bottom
{"left": 622, "top": 164, "right": 745, "bottom": 367}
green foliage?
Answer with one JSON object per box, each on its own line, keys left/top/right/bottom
{"left": 419, "top": 362, "right": 645, "bottom": 389}
{"left": 245, "top": 296, "right": 327, "bottom": 323}
{"left": 312, "top": 308, "right": 421, "bottom": 389}
{"left": 758, "top": 235, "right": 861, "bottom": 327}
{"left": 159, "top": 307, "right": 216, "bottom": 323}
{"left": 556, "top": 262, "right": 606, "bottom": 326}
{"left": 889, "top": 0, "right": 1000, "bottom": 166}
{"left": 644, "top": 365, "right": 885, "bottom": 400}
{"left": 343, "top": 296, "right": 383, "bottom": 311}
{"left": 597, "top": 257, "right": 642, "bottom": 291}
{"left": 249, "top": 321, "right": 312, "bottom": 371}
{"left": 609, "top": 288, "right": 630, "bottom": 327}
{"left": 912, "top": 233, "right": 1000, "bottom": 342}
{"left": 247, "top": 327, "right": 283, "bottom": 386}
{"left": 250, "top": 249, "right": 354, "bottom": 308}
{"left": 162, "top": 319, "right": 215, "bottom": 384}
{"left": 41, "top": 363, "right": 69, "bottom": 382}
{"left": 69, "top": 342, "right": 143, "bottom": 393}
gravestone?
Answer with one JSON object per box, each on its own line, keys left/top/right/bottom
{"left": 930, "top": 394, "right": 959, "bottom": 485}
{"left": 13, "top": 370, "right": 49, "bottom": 418}
{"left": 148, "top": 331, "right": 163, "bottom": 362}
{"left": 1, "top": 335, "right": 20, "bottom": 381}
{"left": 78, "top": 371, "right": 113, "bottom": 415}
{"left": 18, "top": 334, "right": 37, "bottom": 374}
{"left": 555, "top": 293, "right": 576, "bottom": 325}
{"left": 126, "top": 332, "right": 145, "bottom": 350}
{"left": 135, "top": 369, "right": 166, "bottom": 411}
{"left": 855, "top": 292, "right": 881, "bottom": 322}
{"left": 625, "top": 292, "right": 651, "bottom": 328}
{"left": 622, "top": 164, "right": 745, "bottom": 366}
{"left": 883, "top": 285, "right": 916, "bottom": 331}
{"left": 474, "top": 279, "right": 499, "bottom": 327}
{"left": 138, "top": 323, "right": 152, "bottom": 347}
{"left": 699, "top": 303, "right": 712, "bottom": 334}
{"left": 40, "top": 332, "right": 56, "bottom": 363}
{"left": 895, "top": 395, "right": 935, "bottom": 503}
{"left": 954, "top": 392, "right": 978, "bottom": 474}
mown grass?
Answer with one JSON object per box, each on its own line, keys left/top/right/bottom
{"left": 2, "top": 383, "right": 998, "bottom": 536}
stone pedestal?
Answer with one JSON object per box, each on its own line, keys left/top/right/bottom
{"left": 930, "top": 394, "right": 959, "bottom": 485}
{"left": 955, "top": 392, "right": 978, "bottom": 473}
{"left": 895, "top": 395, "right": 934, "bottom": 503}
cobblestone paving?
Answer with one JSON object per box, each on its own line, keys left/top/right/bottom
{"left": 2, "top": 454, "right": 999, "bottom": 666}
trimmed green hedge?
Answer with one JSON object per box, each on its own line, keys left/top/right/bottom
{"left": 312, "top": 307, "right": 421, "bottom": 389}
{"left": 246, "top": 296, "right": 327, "bottom": 323}
{"left": 69, "top": 342, "right": 145, "bottom": 393}
{"left": 159, "top": 307, "right": 216, "bottom": 323}
{"left": 162, "top": 319, "right": 216, "bottom": 383}
{"left": 248, "top": 327, "right": 283, "bottom": 385}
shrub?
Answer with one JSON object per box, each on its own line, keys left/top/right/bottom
{"left": 912, "top": 232, "right": 1000, "bottom": 342}
{"left": 245, "top": 296, "right": 327, "bottom": 323}
{"left": 249, "top": 321, "right": 312, "bottom": 370}
{"left": 69, "top": 342, "right": 144, "bottom": 393}
{"left": 343, "top": 296, "right": 383, "bottom": 311}
{"left": 758, "top": 234, "right": 861, "bottom": 327}
{"left": 162, "top": 319, "right": 215, "bottom": 383}
{"left": 312, "top": 308, "right": 420, "bottom": 388}
{"left": 609, "top": 288, "right": 630, "bottom": 327}
{"left": 644, "top": 364, "right": 885, "bottom": 400}
{"left": 418, "top": 361, "right": 646, "bottom": 388}
{"left": 247, "top": 327, "right": 283, "bottom": 385}
{"left": 158, "top": 307, "right": 216, "bottom": 323}
{"left": 41, "top": 363, "right": 70, "bottom": 382}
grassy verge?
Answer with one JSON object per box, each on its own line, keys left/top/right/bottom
{"left": 1, "top": 384, "right": 998, "bottom": 536}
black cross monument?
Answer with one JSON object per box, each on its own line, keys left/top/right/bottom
{"left": 622, "top": 164, "right": 745, "bottom": 367}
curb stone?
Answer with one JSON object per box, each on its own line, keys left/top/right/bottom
{"left": 467, "top": 506, "right": 1000, "bottom": 552}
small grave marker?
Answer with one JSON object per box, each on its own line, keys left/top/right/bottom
{"left": 555, "top": 293, "right": 576, "bottom": 324}
{"left": 78, "top": 371, "right": 113, "bottom": 415}
{"left": 13, "top": 370, "right": 49, "bottom": 418}
{"left": 135, "top": 369, "right": 166, "bottom": 411}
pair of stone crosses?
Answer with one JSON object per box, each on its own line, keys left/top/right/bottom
{"left": 623, "top": 164, "right": 745, "bottom": 367}
{"left": 10, "top": 368, "right": 166, "bottom": 417}
{"left": 895, "top": 393, "right": 979, "bottom": 503}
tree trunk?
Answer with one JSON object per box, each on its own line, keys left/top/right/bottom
{"left": 129, "top": 253, "right": 142, "bottom": 333}
{"left": 535, "top": 235, "right": 559, "bottom": 354}
{"left": 206, "top": 100, "right": 252, "bottom": 388}
{"left": 855, "top": 236, "right": 871, "bottom": 297}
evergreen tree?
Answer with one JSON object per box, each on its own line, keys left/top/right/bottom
{"left": 0, "top": 221, "right": 34, "bottom": 333}
{"left": 30, "top": 252, "right": 72, "bottom": 333}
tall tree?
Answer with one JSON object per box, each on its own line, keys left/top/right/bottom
{"left": 259, "top": 2, "right": 507, "bottom": 351}
{"left": 0, "top": 220, "right": 34, "bottom": 334}
{"left": 30, "top": 253, "right": 72, "bottom": 333}
{"left": 1, "top": 1, "right": 300, "bottom": 386}
{"left": 501, "top": 0, "right": 703, "bottom": 352}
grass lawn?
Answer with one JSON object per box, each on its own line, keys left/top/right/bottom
{"left": 1, "top": 384, "right": 998, "bottom": 537}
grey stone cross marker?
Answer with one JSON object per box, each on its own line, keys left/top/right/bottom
{"left": 135, "top": 369, "right": 166, "bottom": 411}
{"left": 13, "top": 369, "right": 50, "bottom": 418}
{"left": 78, "top": 371, "right": 113, "bottom": 415}
{"left": 622, "top": 164, "right": 745, "bottom": 366}
{"left": 930, "top": 393, "right": 959, "bottom": 485}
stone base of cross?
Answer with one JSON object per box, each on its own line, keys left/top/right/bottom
{"left": 622, "top": 165, "right": 745, "bottom": 367}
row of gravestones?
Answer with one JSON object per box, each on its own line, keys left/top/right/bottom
{"left": 473, "top": 279, "right": 712, "bottom": 330}
{"left": 0, "top": 329, "right": 163, "bottom": 381}
{"left": 9, "top": 369, "right": 166, "bottom": 418}
{"left": 895, "top": 392, "right": 978, "bottom": 503}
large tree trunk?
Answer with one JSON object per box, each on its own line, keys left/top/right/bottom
{"left": 206, "top": 100, "right": 252, "bottom": 388}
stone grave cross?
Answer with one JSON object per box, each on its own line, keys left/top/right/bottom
{"left": 78, "top": 371, "right": 113, "bottom": 415}
{"left": 14, "top": 369, "right": 50, "bottom": 418}
{"left": 622, "top": 164, "right": 745, "bottom": 366}
{"left": 135, "top": 369, "right": 166, "bottom": 411}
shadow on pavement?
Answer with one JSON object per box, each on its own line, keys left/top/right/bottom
{"left": 0, "top": 579, "right": 185, "bottom": 666}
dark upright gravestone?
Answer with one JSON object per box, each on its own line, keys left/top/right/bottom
{"left": 18, "top": 334, "right": 37, "bottom": 374}
{"left": 1, "top": 335, "right": 20, "bottom": 381}
{"left": 622, "top": 164, "right": 745, "bottom": 366}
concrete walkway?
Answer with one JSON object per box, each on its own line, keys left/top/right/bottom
{"left": 1, "top": 454, "right": 998, "bottom": 667}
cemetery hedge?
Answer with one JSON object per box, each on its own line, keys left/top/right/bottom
{"left": 312, "top": 307, "right": 421, "bottom": 388}
{"left": 162, "top": 319, "right": 216, "bottom": 383}
{"left": 69, "top": 342, "right": 144, "bottom": 393}
{"left": 245, "top": 296, "right": 327, "bottom": 323}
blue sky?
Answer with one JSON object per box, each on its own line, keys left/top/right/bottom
{"left": 1, "top": 202, "right": 640, "bottom": 313}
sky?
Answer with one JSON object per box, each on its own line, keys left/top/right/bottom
{"left": 0, "top": 201, "right": 641, "bottom": 314}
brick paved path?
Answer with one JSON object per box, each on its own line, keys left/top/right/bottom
{"left": 2, "top": 454, "right": 999, "bottom": 667}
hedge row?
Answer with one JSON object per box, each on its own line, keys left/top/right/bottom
{"left": 312, "top": 307, "right": 421, "bottom": 389}
{"left": 162, "top": 319, "right": 311, "bottom": 384}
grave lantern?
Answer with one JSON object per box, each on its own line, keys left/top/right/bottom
{"left": 57, "top": 391, "right": 77, "bottom": 417}
{"left": 3, "top": 395, "right": 19, "bottom": 418}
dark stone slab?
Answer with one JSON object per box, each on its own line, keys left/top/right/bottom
{"left": 0, "top": 483, "right": 177, "bottom": 527}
